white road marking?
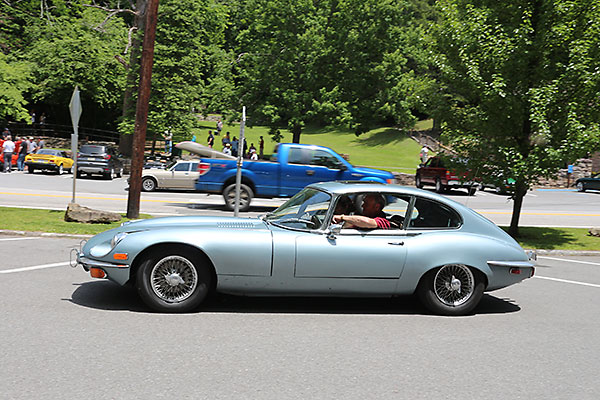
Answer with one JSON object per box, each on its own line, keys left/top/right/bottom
{"left": 0, "top": 237, "right": 41, "bottom": 242}
{"left": 0, "top": 261, "right": 70, "bottom": 274}
{"left": 538, "top": 256, "right": 600, "bottom": 266}
{"left": 534, "top": 276, "right": 600, "bottom": 288}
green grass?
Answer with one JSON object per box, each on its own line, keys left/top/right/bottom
{"left": 192, "top": 122, "right": 422, "bottom": 173}
{"left": 0, "top": 207, "right": 151, "bottom": 235}
{"left": 501, "top": 226, "right": 600, "bottom": 251}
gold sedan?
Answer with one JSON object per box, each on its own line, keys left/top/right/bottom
{"left": 25, "top": 149, "right": 74, "bottom": 174}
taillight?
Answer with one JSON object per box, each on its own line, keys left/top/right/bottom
{"left": 104, "top": 154, "right": 111, "bottom": 160}
{"left": 198, "top": 162, "right": 211, "bottom": 175}
{"left": 446, "top": 170, "right": 451, "bottom": 179}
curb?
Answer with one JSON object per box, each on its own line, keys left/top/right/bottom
{"left": 1, "top": 229, "right": 598, "bottom": 256}
{"left": 0, "top": 230, "right": 92, "bottom": 239}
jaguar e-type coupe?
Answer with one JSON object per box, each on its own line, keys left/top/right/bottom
{"left": 72, "top": 182, "right": 535, "bottom": 315}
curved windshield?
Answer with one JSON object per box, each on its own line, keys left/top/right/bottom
{"left": 266, "top": 188, "right": 332, "bottom": 230}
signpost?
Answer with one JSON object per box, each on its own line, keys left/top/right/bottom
{"left": 69, "top": 86, "right": 82, "bottom": 203}
{"left": 234, "top": 106, "right": 246, "bottom": 217}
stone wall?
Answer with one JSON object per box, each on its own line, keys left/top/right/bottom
{"left": 535, "top": 158, "right": 593, "bottom": 188}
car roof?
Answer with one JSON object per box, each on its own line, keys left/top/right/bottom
{"left": 308, "top": 181, "right": 471, "bottom": 208}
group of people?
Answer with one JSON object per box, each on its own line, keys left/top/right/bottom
{"left": 206, "top": 128, "right": 265, "bottom": 160}
{"left": 1, "top": 130, "right": 45, "bottom": 172}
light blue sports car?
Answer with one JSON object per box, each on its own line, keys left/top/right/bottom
{"left": 72, "top": 182, "right": 535, "bottom": 315}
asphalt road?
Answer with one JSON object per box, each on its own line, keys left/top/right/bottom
{"left": 0, "top": 235, "right": 599, "bottom": 399}
{"left": 1, "top": 171, "right": 600, "bottom": 227}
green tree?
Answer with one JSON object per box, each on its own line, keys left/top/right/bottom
{"left": 431, "top": 0, "right": 600, "bottom": 236}
{"left": 0, "top": 53, "right": 32, "bottom": 122}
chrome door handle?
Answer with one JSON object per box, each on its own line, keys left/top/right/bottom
{"left": 388, "top": 241, "right": 404, "bottom": 246}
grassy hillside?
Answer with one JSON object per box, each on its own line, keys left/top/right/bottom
{"left": 193, "top": 122, "right": 427, "bottom": 173}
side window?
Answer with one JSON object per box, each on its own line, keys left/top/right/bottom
{"left": 408, "top": 197, "right": 461, "bottom": 229}
{"left": 173, "top": 162, "right": 189, "bottom": 172}
{"left": 190, "top": 162, "right": 198, "bottom": 172}
{"left": 310, "top": 150, "right": 340, "bottom": 168}
{"left": 288, "top": 148, "right": 308, "bottom": 165}
{"left": 382, "top": 194, "right": 411, "bottom": 229}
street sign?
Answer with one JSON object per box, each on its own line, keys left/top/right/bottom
{"left": 69, "top": 86, "right": 82, "bottom": 203}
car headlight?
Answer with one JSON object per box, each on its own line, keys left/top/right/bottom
{"left": 110, "top": 232, "right": 129, "bottom": 248}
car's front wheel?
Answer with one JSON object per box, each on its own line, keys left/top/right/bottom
{"left": 417, "top": 264, "right": 485, "bottom": 316}
{"left": 136, "top": 248, "right": 212, "bottom": 313}
{"left": 223, "top": 183, "right": 254, "bottom": 212}
{"left": 435, "top": 178, "right": 444, "bottom": 193}
{"left": 576, "top": 182, "right": 585, "bottom": 192}
{"left": 28, "top": 167, "right": 34, "bottom": 174}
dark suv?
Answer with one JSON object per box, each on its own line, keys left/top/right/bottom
{"left": 77, "top": 145, "right": 124, "bottom": 180}
{"left": 415, "top": 156, "right": 477, "bottom": 195}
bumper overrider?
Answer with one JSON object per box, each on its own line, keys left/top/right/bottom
{"left": 70, "top": 240, "right": 130, "bottom": 282}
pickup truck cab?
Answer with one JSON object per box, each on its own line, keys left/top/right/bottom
{"left": 415, "top": 156, "right": 477, "bottom": 195}
{"left": 189, "top": 142, "right": 396, "bottom": 211}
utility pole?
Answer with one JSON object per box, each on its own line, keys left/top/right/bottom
{"left": 127, "top": 0, "right": 159, "bottom": 219}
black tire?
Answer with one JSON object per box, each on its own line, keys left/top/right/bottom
{"left": 223, "top": 183, "right": 254, "bottom": 212}
{"left": 105, "top": 168, "right": 114, "bottom": 180}
{"left": 467, "top": 187, "right": 476, "bottom": 196}
{"left": 56, "top": 164, "right": 63, "bottom": 175}
{"left": 76, "top": 170, "right": 84, "bottom": 178}
{"left": 142, "top": 177, "right": 157, "bottom": 192}
{"left": 435, "top": 178, "right": 444, "bottom": 193}
{"left": 28, "top": 167, "right": 35, "bottom": 174}
{"left": 117, "top": 168, "right": 122, "bottom": 178}
{"left": 576, "top": 182, "right": 585, "bottom": 192}
{"left": 417, "top": 264, "right": 485, "bottom": 316}
{"left": 415, "top": 174, "right": 424, "bottom": 189}
{"left": 136, "top": 247, "right": 212, "bottom": 313}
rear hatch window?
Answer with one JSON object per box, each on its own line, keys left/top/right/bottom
{"left": 80, "top": 145, "right": 106, "bottom": 154}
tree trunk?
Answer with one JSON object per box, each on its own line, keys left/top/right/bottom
{"left": 508, "top": 180, "right": 528, "bottom": 237}
{"left": 292, "top": 124, "right": 301, "bottom": 143}
{"left": 119, "top": 0, "right": 148, "bottom": 156}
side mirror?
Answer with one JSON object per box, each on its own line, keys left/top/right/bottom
{"left": 327, "top": 223, "right": 343, "bottom": 239}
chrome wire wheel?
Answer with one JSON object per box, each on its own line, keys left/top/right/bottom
{"left": 433, "top": 264, "right": 475, "bottom": 307}
{"left": 150, "top": 255, "right": 198, "bottom": 303}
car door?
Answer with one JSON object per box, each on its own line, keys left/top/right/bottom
{"left": 294, "top": 230, "right": 408, "bottom": 278}
{"left": 169, "top": 162, "right": 192, "bottom": 188}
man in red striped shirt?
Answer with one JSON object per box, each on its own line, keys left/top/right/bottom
{"left": 333, "top": 193, "right": 392, "bottom": 229}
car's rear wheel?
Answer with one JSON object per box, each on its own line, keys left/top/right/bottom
{"left": 435, "top": 178, "right": 444, "bottom": 193}
{"left": 223, "top": 183, "right": 253, "bottom": 212}
{"left": 142, "top": 177, "right": 157, "bottom": 192}
{"left": 417, "top": 264, "right": 485, "bottom": 316}
{"left": 28, "top": 167, "right": 34, "bottom": 174}
{"left": 56, "top": 164, "right": 63, "bottom": 175}
{"left": 136, "top": 248, "right": 212, "bottom": 313}
{"left": 415, "top": 174, "right": 423, "bottom": 189}
{"left": 105, "top": 168, "right": 114, "bottom": 180}
{"left": 117, "top": 168, "right": 122, "bottom": 178}
{"left": 576, "top": 182, "right": 585, "bottom": 192}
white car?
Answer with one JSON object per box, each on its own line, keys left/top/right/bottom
{"left": 140, "top": 160, "right": 201, "bottom": 191}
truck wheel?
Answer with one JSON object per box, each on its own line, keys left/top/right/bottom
{"left": 435, "top": 178, "right": 445, "bottom": 193}
{"left": 223, "top": 183, "right": 253, "bottom": 212}
{"left": 415, "top": 174, "right": 423, "bottom": 189}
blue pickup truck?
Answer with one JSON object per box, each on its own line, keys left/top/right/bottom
{"left": 191, "top": 143, "right": 396, "bottom": 211}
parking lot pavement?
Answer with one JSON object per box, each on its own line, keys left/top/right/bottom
{"left": 1, "top": 236, "right": 600, "bottom": 399}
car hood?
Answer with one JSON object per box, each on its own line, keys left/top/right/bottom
{"left": 120, "top": 216, "right": 268, "bottom": 232}
{"left": 352, "top": 166, "right": 393, "bottom": 178}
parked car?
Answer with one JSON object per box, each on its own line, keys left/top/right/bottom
{"left": 415, "top": 156, "right": 478, "bottom": 195}
{"left": 77, "top": 144, "right": 124, "bottom": 180}
{"left": 480, "top": 177, "right": 516, "bottom": 194}
{"left": 136, "top": 160, "right": 201, "bottom": 191}
{"left": 0, "top": 139, "right": 21, "bottom": 171}
{"left": 72, "top": 182, "right": 535, "bottom": 316}
{"left": 575, "top": 173, "right": 600, "bottom": 192}
{"left": 178, "top": 141, "right": 396, "bottom": 211}
{"left": 25, "top": 148, "right": 74, "bottom": 174}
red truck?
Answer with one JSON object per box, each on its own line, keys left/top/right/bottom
{"left": 415, "top": 156, "right": 478, "bottom": 195}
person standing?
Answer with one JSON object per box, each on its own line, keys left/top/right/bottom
{"left": 37, "top": 137, "right": 45, "bottom": 151}
{"left": 216, "top": 119, "right": 223, "bottom": 135}
{"left": 2, "top": 127, "right": 10, "bottom": 139}
{"left": 17, "top": 137, "right": 29, "bottom": 171}
{"left": 207, "top": 131, "right": 215, "bottom": 148}
{"left": 2, "top": 135, "right": 15, "bottom": 172}
{"left": 259, "top": 136, "right": 264, "bottom": 159}
{"left": 221, "top": 131, "right": 231, "bottom": 150}
{"left": 163, "top": 130, "right": 173, "bottom": 153}
{"left": 420, "top": 145, "right": 429, "bottom": 164}
{"left": 28, "top": 137, "right": 37, "bottom": 154}
{"left": 231, "top": 136, "right": 239, "bottom": 157}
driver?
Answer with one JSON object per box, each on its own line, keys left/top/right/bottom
{"left": 332, "top": 193, "right": 392, "bottom": 229}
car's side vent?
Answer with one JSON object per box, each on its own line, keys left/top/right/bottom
{"left": 216, "top": 222, "right": 256, "bottom": 229}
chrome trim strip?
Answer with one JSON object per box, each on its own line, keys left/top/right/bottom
{"left": 487, "top": 261, "right": 535, "bottom": 268}
{"left": 78, "top": 255, "right": 129, "bottom": 269}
